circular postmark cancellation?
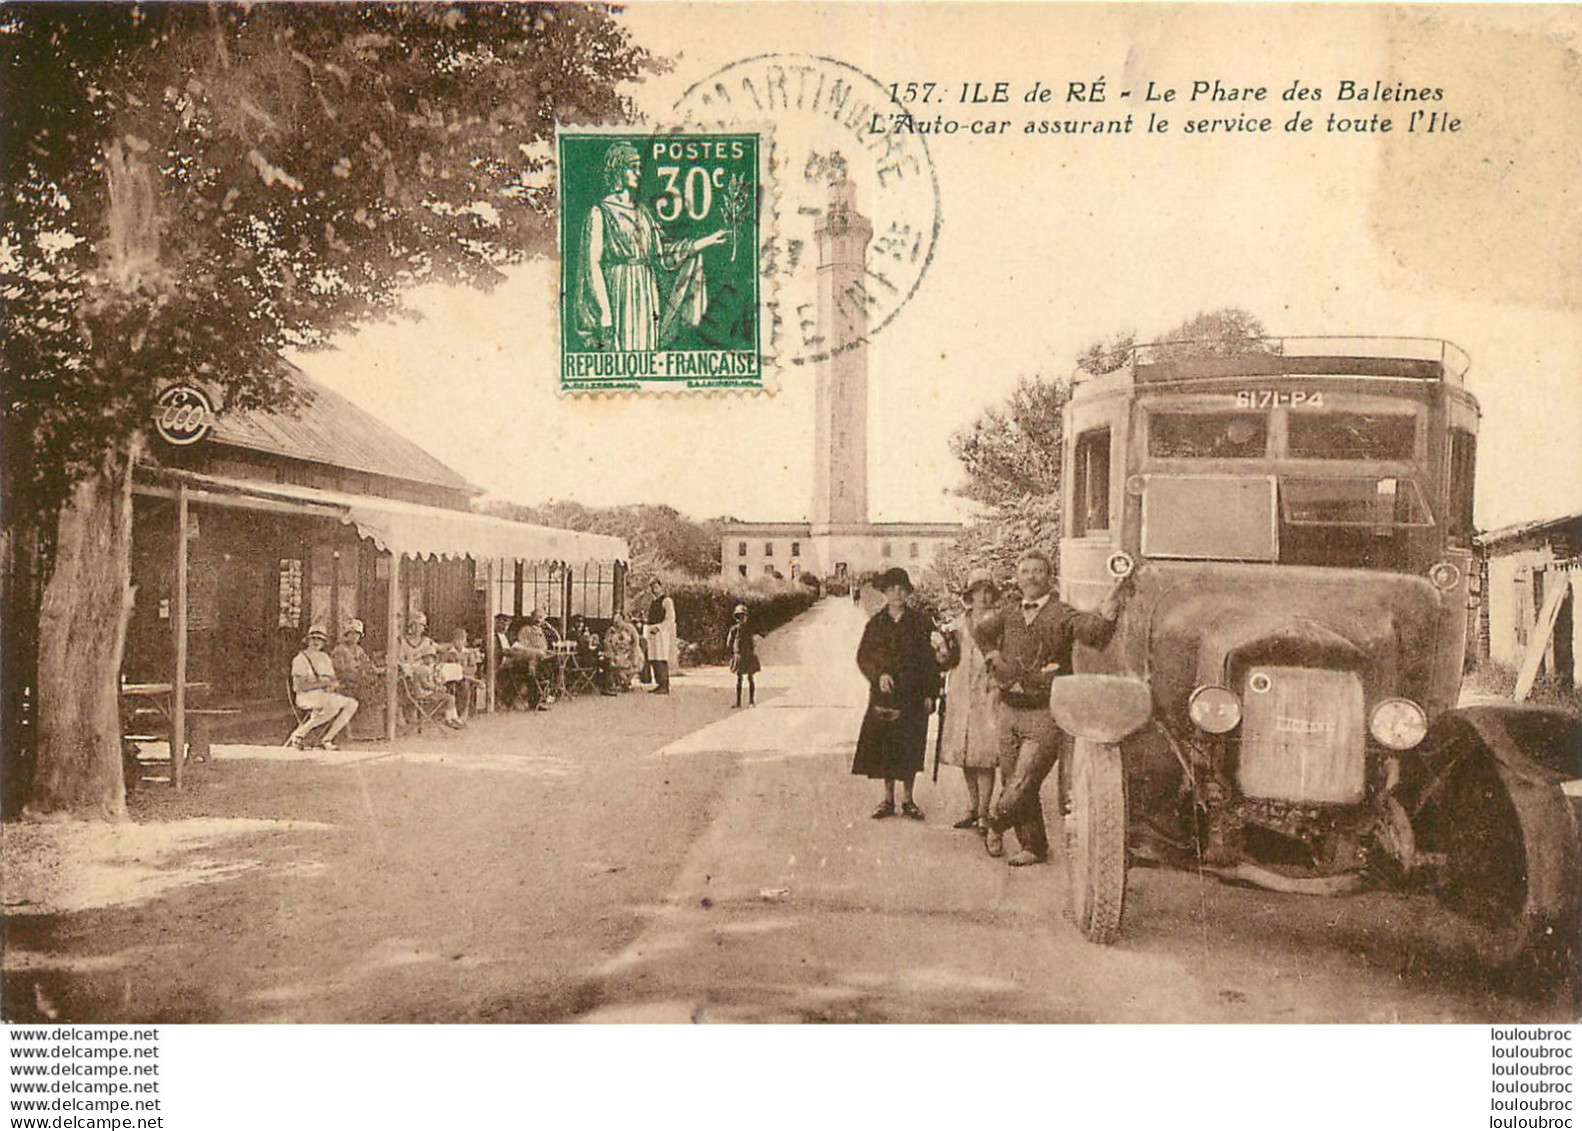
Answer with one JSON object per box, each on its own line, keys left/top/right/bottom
{"left": 673, "top": 54, "right": 941, "bottom": 367}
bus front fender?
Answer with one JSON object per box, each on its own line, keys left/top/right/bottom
{"left": 1049, "top": 675, "right": 1153, "bottom": 744}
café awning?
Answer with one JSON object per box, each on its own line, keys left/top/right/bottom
{"left": 339, "top": 493, "right": 626, "bottom": 563}
{"left": 134, "top": 467, "right": 628, "bottom": 565}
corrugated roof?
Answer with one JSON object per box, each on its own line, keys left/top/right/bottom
{"left": 1478, "top": 512, "right": 1582, "bottom": 547}
{"left": 211, "top": 362, "right": 477, "bottom": 495}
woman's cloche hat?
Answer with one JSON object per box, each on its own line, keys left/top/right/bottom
{"left": 875, "top": 566, "right": 913, "bottom": 593}
{"left": 960, "top": 568, "right": 999, "bottom": 598}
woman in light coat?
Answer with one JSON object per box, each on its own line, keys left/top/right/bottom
{"left": 644, "top": 579, "right": 678, "bottom": 694}
{"left": 935, "top": 569, "right": 1004, "bottom": 850}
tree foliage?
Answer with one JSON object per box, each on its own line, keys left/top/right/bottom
{"left": 1076, "top": 329, "right": 1137, "bottom": 377}
{"left": 932, "top": 375, "right": 1069, "bottom": 601}
{"left": 1154, "top": 307, "right": 1272, "bottom": 358}
{"left": 948, "top": 375, "right": 1067, "bottom": 509}
{"left": 480, "top": 499, "right": 724, "bottom": 580}
{"left": 1076, "top": 306, "right": 1271, "bottom": 375}
{"left": 3, "top": 2, "right": 651, "bottom": 511}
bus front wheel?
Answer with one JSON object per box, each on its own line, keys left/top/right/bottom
{"left": 1060, "top": 736, "right": 1129, "bottom": 944}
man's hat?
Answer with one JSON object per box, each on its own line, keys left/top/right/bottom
{"left": 408, "top": 611, "right": 427, "bottom": 627}
{"left": 960, "top": 568, "right": 999, "bottom": 597}
{"left": 305, "top": 624, "right": 329, "bottom": 642}
{"left": 344, "top": 618, "right": 365, "bottom": 635}
{"left": 733, "top": 604, "right": 748, "bottom": 616}
{"left": 876, "top": 566, "right": 914, "bottom": 593}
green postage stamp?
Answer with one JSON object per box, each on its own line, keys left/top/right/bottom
{"left": 558, "top": 130, "right": 764, "bottom": 393}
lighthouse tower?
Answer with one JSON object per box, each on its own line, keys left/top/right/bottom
{"left": 716, "top": 173, "right": 959, "bottom": 585}
{"left": 810, "top": 174, "right": 872, "bottom": 530}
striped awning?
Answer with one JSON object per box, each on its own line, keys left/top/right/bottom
{"left": 134, "top": 469, "right": 627, "bottom": 565}
{"left": 339, "top": 494, "right": 626, "bottom": 564}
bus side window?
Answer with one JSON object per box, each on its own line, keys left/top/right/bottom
{"left": 1073, "top": 427, "right": 1111, "bottom": 536}
{"left": 1448, "top": 428, "right": 1476, "bottom": 548}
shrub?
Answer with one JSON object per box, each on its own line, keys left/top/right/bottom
{"left": 647, "top": 573, "right": 817, "bottom": 666}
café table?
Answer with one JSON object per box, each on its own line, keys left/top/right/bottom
{"left": 547, "top": 642, "right": 576, "bottom": 700}
{"left": 121, "top": 681, "right": 232, "bottom": 763}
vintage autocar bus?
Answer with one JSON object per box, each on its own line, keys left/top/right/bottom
{"left": 1052, "top": 336, "right": 1580, "bottom": 970}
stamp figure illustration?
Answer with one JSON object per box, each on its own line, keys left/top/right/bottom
{"left": 558, "top": 131, "right": 763, "bottom": 393}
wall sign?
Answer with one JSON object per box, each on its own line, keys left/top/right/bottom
{"left": 152, "top": 384, "right": 215, "bottom": 446}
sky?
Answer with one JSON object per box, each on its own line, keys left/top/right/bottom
{"left": 294, "top": 4, "right": 1581, "bottom": 532}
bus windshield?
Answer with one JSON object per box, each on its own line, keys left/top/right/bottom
{"left": 1288, "top": 411, "right": 1416, "bottom": 460}
{"left": 1148, "top": 411, "right": 1268, "bottom": 458}
{"left": 1142, "top": 474, "right": 1434, "bottom": 571}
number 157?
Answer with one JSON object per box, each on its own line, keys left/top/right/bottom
{"left": 888, "top": 81, "right": 936, "bottom": 103}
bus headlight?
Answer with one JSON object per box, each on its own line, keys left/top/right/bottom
{"left": 1188, "top": 685, "right": 1242, "bottom": 734}
{"left": 1370, "top": 699, "right": 1428, "bottom": 750}
{"left": 1428, "top": 561, "right": 1461, "bottom": 591}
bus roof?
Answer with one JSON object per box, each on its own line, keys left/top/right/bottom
{"left": 1076, "top": 336, "right": 1470, "bottom": 388}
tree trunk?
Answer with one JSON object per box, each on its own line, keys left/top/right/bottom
{"left": 26, "top": 438, "right": 141, "bottom": 821}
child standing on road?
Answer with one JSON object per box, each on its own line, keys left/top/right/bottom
{"left": 726, "top": 604, "right": 761, "bottom": 708}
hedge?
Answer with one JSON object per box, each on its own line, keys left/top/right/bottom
{"left": 637, "top": 573, "right": 818, "bottom": 666}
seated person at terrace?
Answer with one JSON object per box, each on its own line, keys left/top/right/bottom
{"left": 398, "top": 614, "right": 463, "bottom": 729}
{"left": 285, "top": 624, "right": 359, "bottom": 750}
{"left": 570, "top": 615, "right": 616, "bottom": 695}
{"left": 396, "top": 611, "right": 439, "bottom": 669}
{"left": 533, "top": 609, "right": 563, "bottom": 648}
{"left": 440, "top": 626, "right": 483, "bottom": 718}
{"left": 331, "top": 618, "right": 382, "bottom": 701}
{"left": 505, "top": 615, "right": 552, "bottom": 711}
{"left": 494, "top": 613, "right": 528, "bottom": 708}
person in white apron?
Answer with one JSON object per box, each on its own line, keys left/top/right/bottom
{"left": 644, "top": 579, "right": 678, "bottom": 694}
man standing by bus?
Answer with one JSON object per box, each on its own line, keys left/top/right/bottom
{"left": 973, "top": 549, "right": 1129, "bottom": 865}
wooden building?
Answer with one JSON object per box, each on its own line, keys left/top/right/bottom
{"left": 1477, "top": 512, "right": 1580, "bottom": 694}
{"left": 127, "top": 363, "right": 627, "bottom": 747}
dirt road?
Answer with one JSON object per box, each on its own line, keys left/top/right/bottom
{"left": 4, "top": 680, "right": 738, "bottom": 1022}
{"left": 2, "top": 599, "right": 1570, "bottom": 1023}
{"left": 576, "top": 600, "right": 1573, "bottom": 1022}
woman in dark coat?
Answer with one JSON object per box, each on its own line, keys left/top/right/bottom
{"left": 851, "top": 567, "right": 941, "bottom": 820}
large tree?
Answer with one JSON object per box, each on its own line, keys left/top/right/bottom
{"left": 2, "top": 4, "right": 649, "bottom": 818}
{"left": 930, "top": 374, "right": 1069, "bottom": 600}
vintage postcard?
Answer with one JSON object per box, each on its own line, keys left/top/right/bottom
{"left": 2, "top": 1, "right": 1580, "bottom": 1125}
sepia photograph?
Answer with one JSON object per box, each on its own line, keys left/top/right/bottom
{"left": 2, "top": 0, "right": 1579, "bottom": 1122}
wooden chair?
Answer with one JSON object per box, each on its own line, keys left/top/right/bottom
{"left": 564, "top": 651, "right": 603, "bottom": 697}
{"left": 399, "top": 670, "right": 451, "bottom": 734}
{"left": 288, "top": 678, "right": 332, "bottom": 747}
